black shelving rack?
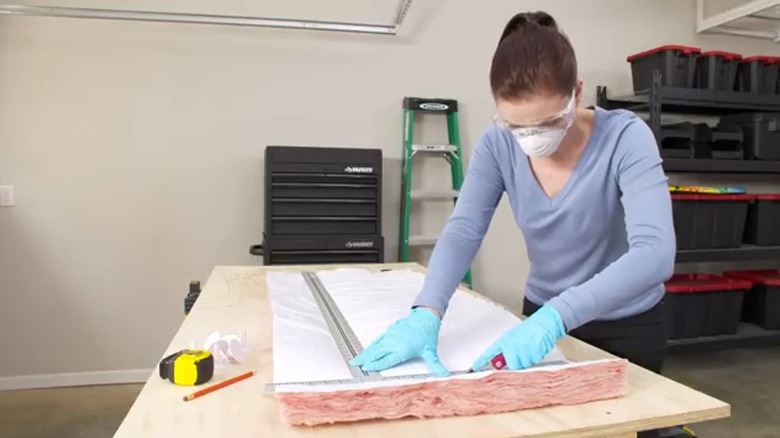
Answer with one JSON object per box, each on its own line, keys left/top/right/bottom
{"left": 662, "top": 158, "right": 780, "bottom": 173}
{"left": 599, "top": 70, "right": 780, "bottom": 352}
{"left": 676, "top": 245, "right": 780, "bottom": 263}
{"left": 596, "top": 70, "right": 780, "bottom": 174}
{"left": 597, "top": 70, "right": 780, "bottom": 264}
{"left": 667, "top": 323, "right": 780, "bottom": 354}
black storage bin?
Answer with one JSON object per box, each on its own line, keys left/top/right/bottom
{"left": 264, "top": 145, "right": 383, "bottom": 236}
{"left": 737, "top": 56, "right": 780, "bottom": 93}
{"left": 664, "top": 274, "right": 751, "bottom": 339}
{"left": 724, "top": 270, "right": 780, "bottom": 330}
{"left": 658, "top": 122, "right": 744, "bottom": 160}
{"left": 718, "top": 112, "right": 780, "bottom": 161}
{"left": 627, "top": 45, "right": 700, "bottom": 92}
{"left": 659, "top": 122, "right": 721, "bottom": 159}
{"left": 250, "top": 234, "right": 384, "bottom": 265}
{"left": 659, "top": 124, "right": 697, "bottom": 159}
{"left": 662, "top": 123, "right": 744, "bottom": 160}
{"left": 695, "top": 51, "right": 742, "bottom": 91}
{"left": 671, "top": 193, "right": 753, "bottom": 250}
{"left": 743, "top": 194, "right": 780, "bottom": 246}
{"left": 710, "top": 125, "right": 745, "bottom": 160}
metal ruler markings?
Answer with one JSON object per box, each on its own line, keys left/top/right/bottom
{"left": 264, "top": 358, "right": 571, "bottom": 392}
{"left": 264, "top": 370, "right": 473, "bottom": 392}
{"left": 301, "top": 271, "right": 368, "bottom": 379}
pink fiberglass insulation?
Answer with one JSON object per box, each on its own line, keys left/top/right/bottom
{"left": 275, "top": 358, "right": 628, "bottom": 427}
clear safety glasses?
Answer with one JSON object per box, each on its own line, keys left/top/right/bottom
{"left": 493, "top": 92, "right": 576, "bottom": 138}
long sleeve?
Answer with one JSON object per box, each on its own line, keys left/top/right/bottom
{"left": 412, "top": 131, "right": 505, "bottom": 316}
{"left": 546, "top": 120, "right": 676, "bottom": 331}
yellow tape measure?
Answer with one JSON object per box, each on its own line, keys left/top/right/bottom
{"left": 158, "top": 349, "right": 214, "bottom": 386}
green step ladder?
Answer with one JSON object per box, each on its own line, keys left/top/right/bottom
{"left": 399, "top": 96, "right": 472, "bottom": 288}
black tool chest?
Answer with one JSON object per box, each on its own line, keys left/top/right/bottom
{"left": 250, "top": 145, "right": 384, "bottom": 265}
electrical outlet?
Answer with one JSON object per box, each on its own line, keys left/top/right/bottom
{"left": 0, "top": 185, "right": 15, "bottom": 207}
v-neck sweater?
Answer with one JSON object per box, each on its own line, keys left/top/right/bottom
{"left": 412, "top": 107, "right": 676, "bottom": 331}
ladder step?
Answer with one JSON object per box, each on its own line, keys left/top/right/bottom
{"left": 410, "top": 190, "right": 459, "bottom": 200}
{"left": 408, "top": 236, "right": 438, "bottom": 246}
{"left": 412, "top": 144, "right": 457, "bottom": 153}
{"left": 403, "top": 97, "right": 458, "bottom": 113}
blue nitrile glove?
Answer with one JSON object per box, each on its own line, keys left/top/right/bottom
{"left": 471, "top": 304, "right": 566, "bottom": 371}
{"left": 350, "top": 307, "right": 450, "bottom": 377}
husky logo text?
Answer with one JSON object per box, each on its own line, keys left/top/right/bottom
{"left": 344, "top": 166, "right": 374, "bottom": 174}
{"left": 346, "top": 241, "right": 374, "bottom": 249}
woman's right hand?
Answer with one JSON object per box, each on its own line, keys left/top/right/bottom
{"left": 349, "top": 307, "right": 450, "bottom": 377}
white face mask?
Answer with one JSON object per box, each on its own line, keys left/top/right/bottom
{"left": 495, "top": 92, "right": 577, "bottom": 157}
{"left": 514, "top": 128, "right": 570, "bottom": 157}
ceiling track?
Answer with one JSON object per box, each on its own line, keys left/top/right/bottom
{"left": 0, "top": 1, "right": 414, "bottom": 35}
{"left": 697, "top": 0, "right": 780, "bottom": 42}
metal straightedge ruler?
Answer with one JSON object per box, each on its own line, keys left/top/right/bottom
{"left": 263, "top": 271, "right": 567, "bottom": 393}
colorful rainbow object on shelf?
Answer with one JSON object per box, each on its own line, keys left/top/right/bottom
{"left": 669, "top": 185, "right": 747, "bottom": 194}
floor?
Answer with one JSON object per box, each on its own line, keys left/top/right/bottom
{"left": 0, "top": 384, "right": 142, "bottom": 438}
{"left": 663, "top": 348, "right": 780, "bottom": 438}
{"left": 1, "top": 349, "right": 779, "bottom": 438}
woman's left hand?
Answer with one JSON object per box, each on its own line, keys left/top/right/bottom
{"left": 471, "top": 304, "right": 567, "bottom": 371}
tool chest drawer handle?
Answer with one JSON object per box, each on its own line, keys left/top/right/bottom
{"left": 277, "top": 250, "right": 377, "bottom": 255}
{"left": 249, "top": 244, "right": 264, "bottom": 256}
{"left": 272, "top": 216, "right": 377, "bottom": 221}
{"left": 272, "top": 182, "right": 374, "bottom": 188}
{"left": 272, "top": 198, "right": 376, "bottom": 204}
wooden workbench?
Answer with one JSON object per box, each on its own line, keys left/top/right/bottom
{"left": 114, "top": 263, "right": 730, "bottom": 438}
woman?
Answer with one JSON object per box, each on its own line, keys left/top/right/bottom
{"left": 352, "top": 10, "right": 674, "bottom": 395}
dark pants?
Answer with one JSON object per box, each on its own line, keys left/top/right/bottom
{"left": 523, "top": 298, "right": 668, "bottom": 438}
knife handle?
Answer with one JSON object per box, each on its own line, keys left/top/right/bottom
{"left": 491, "top": 353, "right": 507, "bottom": 370}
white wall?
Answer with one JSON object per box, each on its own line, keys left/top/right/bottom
{"left": 1, "top": 0, "right": 779, "bottom": 379}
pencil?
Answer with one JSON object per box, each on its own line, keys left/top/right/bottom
{"left": 183, "top": 370, "right": 256, "bottom": 402}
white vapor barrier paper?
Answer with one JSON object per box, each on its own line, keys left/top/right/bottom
{"left": 267, "top": 268, "right": 569, "bottom": 393}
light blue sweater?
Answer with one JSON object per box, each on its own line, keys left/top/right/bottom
{"left": 412, "top": 107, "right": 676, "bottom": 331}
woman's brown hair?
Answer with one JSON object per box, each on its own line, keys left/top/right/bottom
{"left": 490, "top": 11, "right": 577, "bottom": 101}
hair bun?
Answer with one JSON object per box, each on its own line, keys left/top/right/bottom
{"left": 525, "top": 11, "right": 558, "bottom": 28}
{"left": 499, "top": 11, "right": 559, "bottom": 43}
